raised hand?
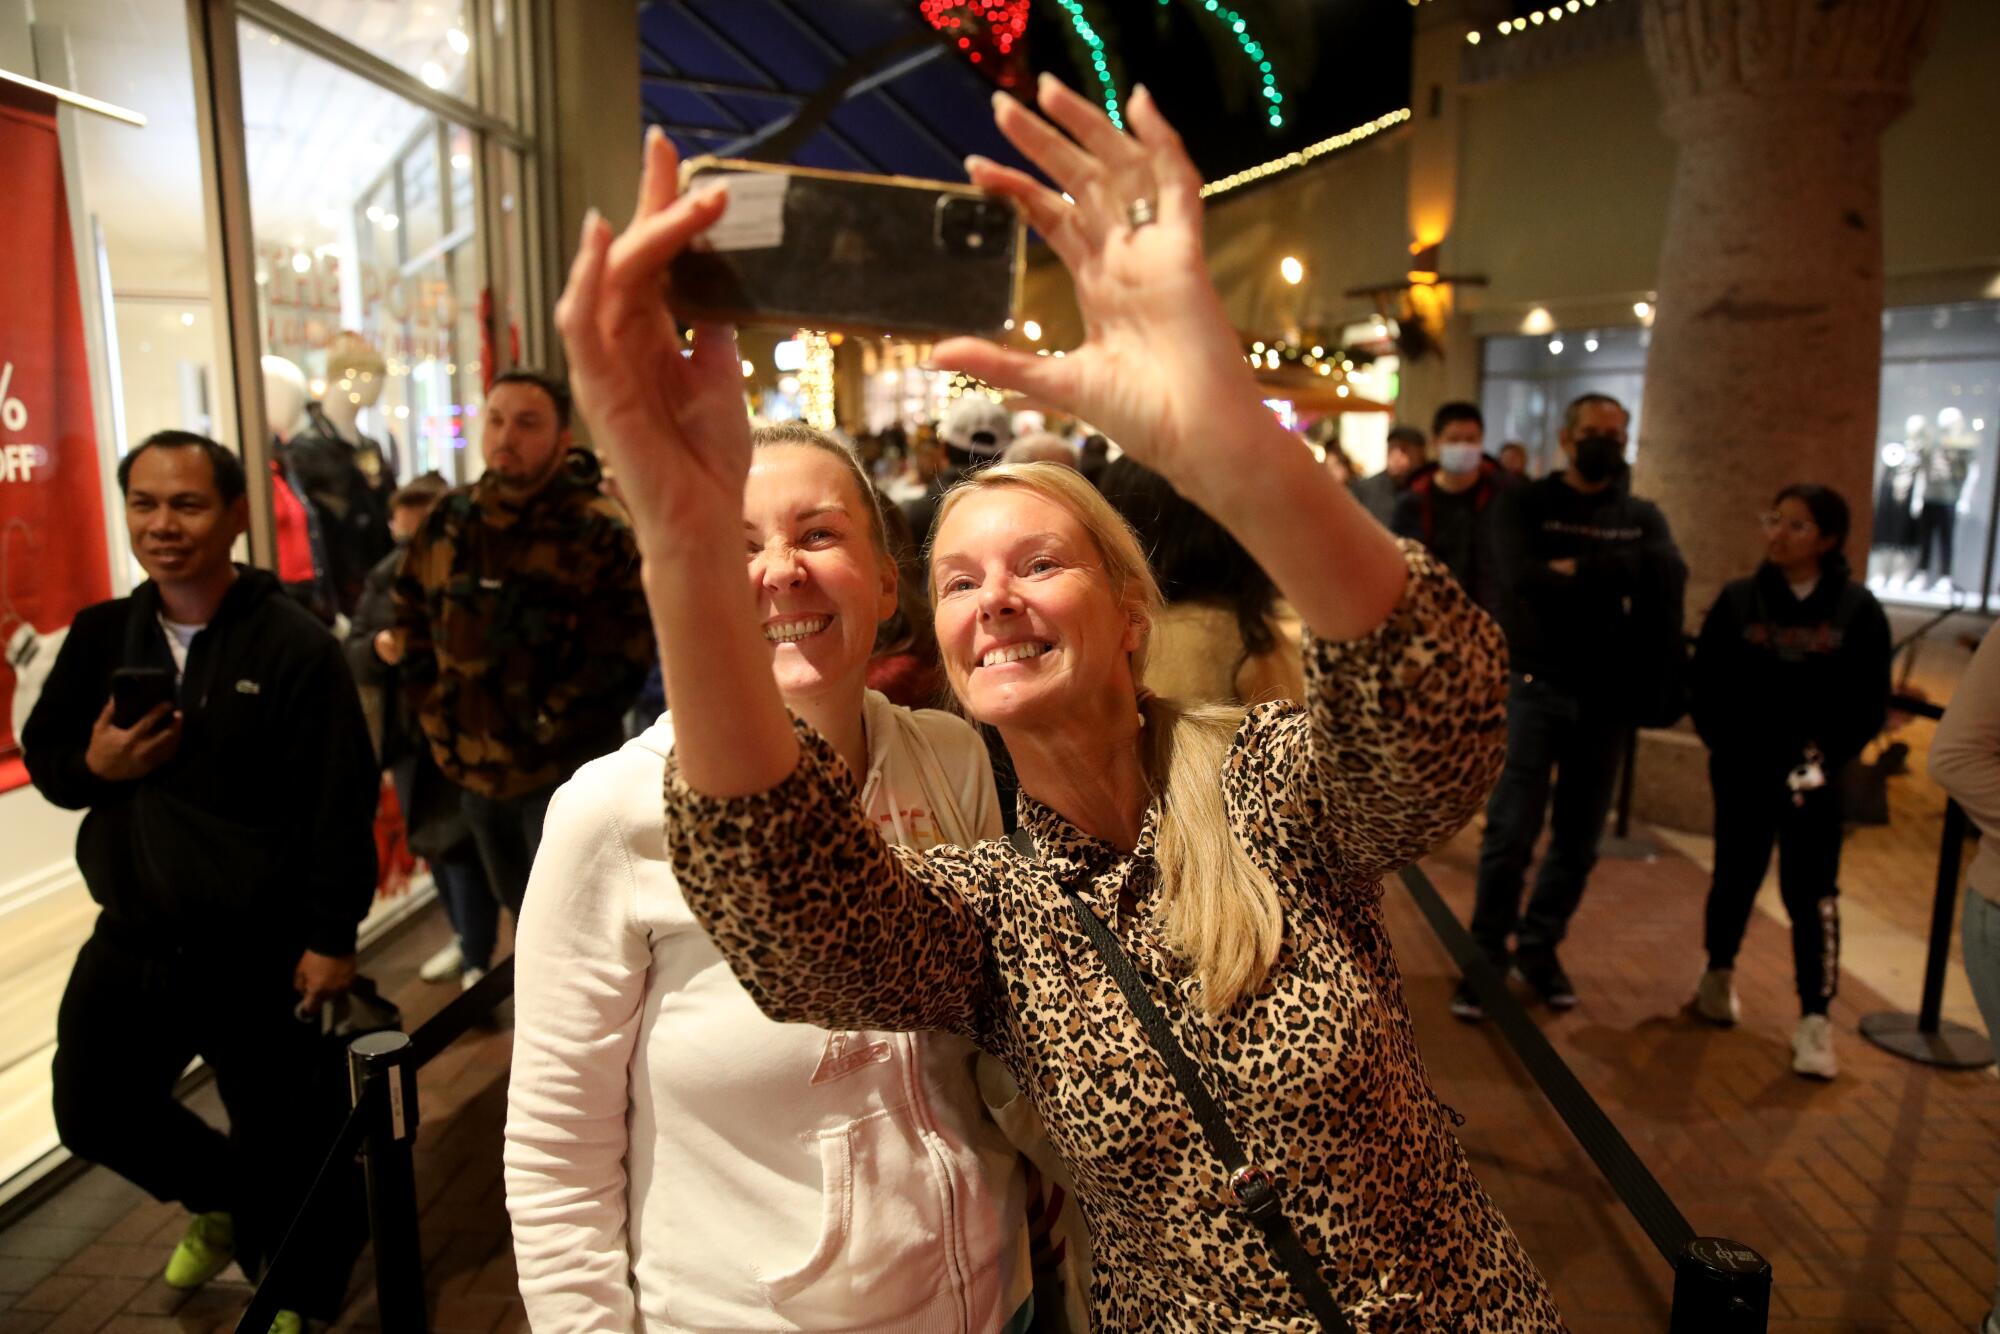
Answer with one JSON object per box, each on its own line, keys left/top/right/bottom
{"left": 930, "top": 77, "right": 1267, "bottom": 492}
{"left": 555, "top": 128, "right": 752, "bottom": 553}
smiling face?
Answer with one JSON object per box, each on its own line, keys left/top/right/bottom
{"left": 124, "top": 444, "right": 246, "bottom": 590}
{"left": 930, "top": 485, "right": 1146, "bottom": 733}
{"left": 744, "top": 444, "right": 898, "bottom": 708}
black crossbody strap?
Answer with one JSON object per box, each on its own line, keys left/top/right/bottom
{"left": 1008, "top": 826, "right": 1352, "bottom": 1333}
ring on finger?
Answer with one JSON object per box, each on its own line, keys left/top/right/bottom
{"left": 1126, "top": 197, "right": 1157, "bottom": 230}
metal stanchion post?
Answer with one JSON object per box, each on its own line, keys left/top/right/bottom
{"left": 347, "top": 1031, "right": 428, "bottom": 1332}
{"left": 1601, "top": 725, "right": 1660, "bottom": 861}
{"left": 1670, "top": 1237, "right": 1771, "bottom": 1332}
{"left": 1860, "top": 798, "right": 1995, "bottom": 1068}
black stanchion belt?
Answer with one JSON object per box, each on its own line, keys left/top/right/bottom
{"left": 236, "top": 958, "right": 519, "bottom": 1330}
{"left": 1396, "top": 862, "right": 1698, "bottom": 1265}
{"left": 1008, "top": 826, "right": 1353, "bottom": 1333}
{"left": 234, "top": 1095, "right": 372, "bottom": 1334}
{"left": 407, "top": 955, "right": 515, "bottom": 1066}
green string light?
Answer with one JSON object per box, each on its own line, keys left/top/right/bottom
{"left": 1050, "top": 0, "right": 1124, "bottom": 129}
{"left": 1191, "top": 0, "right": 1283, "bottom": 127}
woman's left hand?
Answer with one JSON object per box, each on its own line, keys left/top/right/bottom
{"left": 931, "top": 78, "right": 1270, "bottom": 491}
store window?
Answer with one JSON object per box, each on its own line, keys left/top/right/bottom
{"left": 1480, "top": 327, "right": 1649, "bottom": 478}
{"left": 0, "top": 0, "right": 215, "bottom": 1188}
{"left": 239, "top": 15, "right": 493, "bottom": 489}
{"left": 264, "top": 0, "right": 475, "bottom": 99}
{"left": 1862, "top": 301, "right": 2000, "bottom": 608}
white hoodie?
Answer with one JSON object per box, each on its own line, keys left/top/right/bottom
{"left": 504, "top": 693, "right": 1032, "bottom": 1333}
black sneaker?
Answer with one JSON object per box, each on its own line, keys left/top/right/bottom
{"left": 1448, "top": 979, "right": 1485, "bottom": 1023}
{"left": 1512, "top": 949, "right": 1579, "bottom": 1010}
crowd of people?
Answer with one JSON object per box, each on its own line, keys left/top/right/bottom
{"left": 15, "top": 71, "right": 1986, "bottom": 1334}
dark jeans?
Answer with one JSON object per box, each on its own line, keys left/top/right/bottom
{"left": 1704, "top": 756, "right": 1842, "bottom": 1016}
{"left": 432, "top": 841, "right": 498, "bottom": 971}
{"left": 51, "top": 918, "right": 365, "bottom": 1320}
{"left": 459, "top": 782, "right": 558, "bottom": 918}
{"left": 1471, "top": 673, "right": 1627, "bottom": 957}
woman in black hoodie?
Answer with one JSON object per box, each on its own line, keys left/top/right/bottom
{"left": 1689, "top": 484, "right": 1891, "bottom": 1080}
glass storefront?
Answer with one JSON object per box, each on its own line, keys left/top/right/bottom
{"left": 1479, "top": 326, "right": 1650, "bottom": 478}
{"left": 1479, "top": 304, "right": 2000, "bottom": 609}
{"left": 0, "top": 0, "right": 548, "bottom": 1200}
{"left": 239, "top": 16, "right": 492, "bottom": 482}
{"left": 1862, "top": 301, "right": 2000, "bottom": 608}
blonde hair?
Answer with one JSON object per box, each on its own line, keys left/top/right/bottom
{"left": 932, "top": 463, "right": 1284, "bottom": 1013}
{"left": 750, "top": 422, "right": 890, "bottom": 562}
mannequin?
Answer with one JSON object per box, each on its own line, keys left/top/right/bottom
{"left": 1914, "top": 409, "right": 1974, "bottom": 590}
{"left": 1870, "top": 436, "right": 1921, "bottom": 588}
{"left": 316, "top": 331, "right": 397, "bottom": 492}
{"left": 263, "top": 355, "right": 339, "bottom": 621}
{"left": 283, "top": 332, "right": 395, "bottom": 616}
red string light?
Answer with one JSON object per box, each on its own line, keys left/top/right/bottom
{"left": 919, "top": 0, "right": 1030, "bottom": 79}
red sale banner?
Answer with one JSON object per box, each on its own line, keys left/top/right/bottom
{"left": 0, "top": 90, "right": 113, "bottom": 792}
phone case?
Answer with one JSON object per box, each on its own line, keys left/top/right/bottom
{"left": 110, "top": 668, "right": 175, "bottom": 728}
{"left": 669, "top": 157, "right": 1024, "bottom": 339}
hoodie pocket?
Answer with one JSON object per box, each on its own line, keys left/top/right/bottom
{"left": 759, "top": 1110, "right": 957, "bottom": 1320}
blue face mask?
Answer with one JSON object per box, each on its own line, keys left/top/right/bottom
{"left": 1438, "top": 443, "right": 1484, "bottom": 476}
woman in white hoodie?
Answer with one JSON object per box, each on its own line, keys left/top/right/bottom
{"left": 502, "top": 421, "right": 1039, "bottom": 1332}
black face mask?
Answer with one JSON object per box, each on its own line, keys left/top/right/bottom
{"left": 1571, "top": 434, "right": 1624, "bottom": 483}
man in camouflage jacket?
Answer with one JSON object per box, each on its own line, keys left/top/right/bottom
{"left": 390, "top": 371, "right": 652, "bottom": 918}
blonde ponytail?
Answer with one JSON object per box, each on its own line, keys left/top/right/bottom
{"left": 934, "top": 463, "right": 1285, "bottom": 1013}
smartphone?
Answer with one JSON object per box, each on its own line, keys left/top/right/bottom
{"left": 110, "top": 667, "right": 176, "bottom": 729}
{"left": 668, "top": 158, "right": 1024, "bottom": 339}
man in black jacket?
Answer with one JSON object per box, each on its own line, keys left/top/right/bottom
{"left": 1454, "top": 394, "right": 1688, "bottom": 1021}
{"left": 22, "top": 431, "right": 376, "bottom": 1330}
{"left": 1391, "top": 401, "right": 1509, "bottom": 612}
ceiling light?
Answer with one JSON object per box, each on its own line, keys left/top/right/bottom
{"left": 446, "top": 26, "right": 470, "bottom": 55}
{"left": 1280, "top": 255, "right": 1304, "bottom": 285}
{"left": 420, "top": 61, "right": 448, "bottom": 89}
{"left": 1548, "top": 338, "right": 1565, "bottom": 355}
{"left": 291, "top": 252, "right": 312, "bottom": 274}
{"left": 1022, "top": 320, "right": 1042, "bottom": 342}
{"left": 179, "top": 311, "right": 195, "bottom": 327}
{"left": 741, "top": 359, "right": 755, "bottom": 377}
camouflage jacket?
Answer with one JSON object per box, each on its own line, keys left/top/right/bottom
{"left": 392, "top": 449, "right": 652, "bottom": 800}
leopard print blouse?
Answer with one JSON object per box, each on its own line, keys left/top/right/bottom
{"left": 664, "top": 545, "right": 1567, "bottom": 1332}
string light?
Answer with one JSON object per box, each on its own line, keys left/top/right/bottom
{"left": 1187, "top": 0, "right": 1283, "bottom": 128}
{"left": 797, "top": 332, "right": 836, "bottom": 430}
{"left": 1200, "top": 108, "right": 1412, "bottom": 199}
{"left": 918, "top": 0, "right": 1029, "bottom": 69}
{"left": 1050, "top": 0, "right": 1123, "bottom": 128}
{"left": 1482, "top": 0, "right": 1605, "bottom": 42}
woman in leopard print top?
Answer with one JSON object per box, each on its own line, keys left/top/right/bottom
{"left": 557, "top": 76, "right": 1565, "bottom": 1332}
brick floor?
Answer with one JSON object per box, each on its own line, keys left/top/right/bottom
{"left": 1396, "top": 803, "right": 2000, "bottom": 1332}
{"left": 0, "top": 911, "right": 521, "bottom": 1334}
{"left": 4, "top": 733, "right": 1998, "bottom": 1331}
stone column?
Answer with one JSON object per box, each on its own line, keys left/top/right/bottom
{"left": 1635, "top": 0, "right": 1942, "bottom": 619}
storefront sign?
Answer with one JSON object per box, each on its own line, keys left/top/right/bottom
{"left": 0, "top": 92, "right": 114, "bottom": 791}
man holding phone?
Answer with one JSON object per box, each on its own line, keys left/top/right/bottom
{"left": 21, "top": 430, "right": 377, "bottom": 1332}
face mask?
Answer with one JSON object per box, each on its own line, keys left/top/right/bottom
{"left": 1571, "top": 434, "right": 1624, "bottom": 483}
{"left": 1438, "top": 443, "right": 1483, "bottom": 476}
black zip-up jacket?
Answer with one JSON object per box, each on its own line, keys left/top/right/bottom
{"left": 21, "top": 566, "right": 378, "bottom": 955}
{"left": 1390, "top": 458, "right": 1509, "bottom": 612}
{"left": 1491, "top": 473, "right": 1687, "bottom": 700}
{"left": 1690, "top": 562, "right": 1892, "bottom": 775}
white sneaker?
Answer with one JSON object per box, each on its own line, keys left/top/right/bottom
{"left": 1791, "top": 1014, "right": 1839, "bottom": 1080}
{"left": 1693, "top": 968, "right": 1740, "bottom": 1026}
{"left": 419, "top": 941, "right": 464, "bottom": 984}
{"left": 460, "top": 965, "right": 487, "bottom": 993}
